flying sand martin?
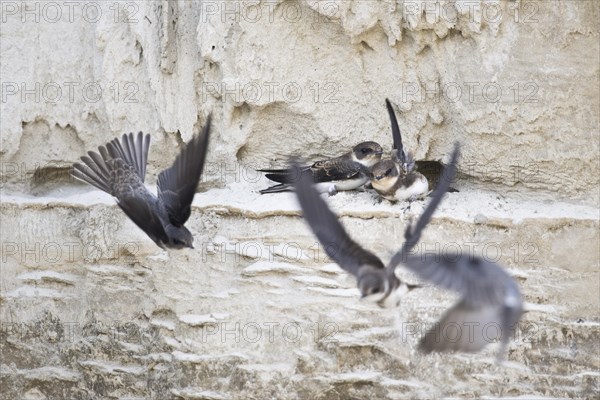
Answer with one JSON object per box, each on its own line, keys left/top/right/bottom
{"left": 290, "top": 143, "right": 461, "bottom": 308}
{"left": 259, "top": 141, "right": 383, "bottom": 196}
{"left": 372, "top": 143, "right": 523, "bottom": 361}
{"left": 71, "top": 115, "right": 212, "bottom": 249}
{"left": 369, "top": 99, "right": 429, "bottom": 202}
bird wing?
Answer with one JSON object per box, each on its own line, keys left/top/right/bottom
{"left": 72, "top": 155, "right": 112, "bottom": 194}
{"left": 157, "top": 115, "right": 212, "bottom": 227}
{"left": 385, "top": 98, "right": 406, "bottom": 165}
{"left": 402, "top": 254, "right": 515, "bottom": 307}
{"left": 292, "top": 162, "right": 384, "bottom": 277}
{"left": 407, "top": 253, "right": 523, "bottom": 358}
{"left": 310, "top": 157, "right": 362, "bottom": 182}
{"left": 106, "top": 159, "right": 170, "bottom": 247}
{"left": 419, "top": 299, "right": 506, "bottom": 354}
{"left": 72, "top": 132, "right": 150, "bottom": 193}
{"left": 261, "top": 153, "right": 361, "bottom": 184}
{"left": 106, "top": 132, "right": 151, "bottom": 182}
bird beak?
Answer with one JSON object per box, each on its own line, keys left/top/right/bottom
{"left": 375, "top": 150, "right": 383, "bottom": 156}
{"left": 188, "top": 244, "right": 194, "bottom": 249}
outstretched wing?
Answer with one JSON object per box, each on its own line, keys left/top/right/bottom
{"left": 72, "top": 132, "right": 150, "bottom": 193}
{"left": 112, "top": 160, "right": 170, "bottom": 247}
{"left": 412, "top": 255, "right": 523, "bottom": 358}
{"left": 419, "top": 300, "right": 507, "bottom": 354}
{"left": 292, "top": 162, "right": 384, "bottom": 277}
{"left": 106, "top": 132, "right": 151, "bottom": 182}
{"left": 72, "top": 131, "right": 169, "bottom": 248}
{"left": 157, "top": 115, "right": 212, "bottom": 227}
{"left": 402, "top": 253, "right": 515, "bottom": 307}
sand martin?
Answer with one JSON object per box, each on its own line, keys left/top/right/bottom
{"left": 71, "top": 115, "right": 212, "bottom": 249}
{"left": 369, "top": 99, "right": 429, "bottom": 202}
{"left": 375, "top": 143, "right": 522, "bottom": 360}
{"left": 290, "top": 144, "right": 463, "bottom": 307}
{"left": 259, "top": 141, "right": 383, "bottom": 196}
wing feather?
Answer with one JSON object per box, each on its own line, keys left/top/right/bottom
{"left": 292, "top": 161, "right": 384, "bottom": 277}
{"left": 157, "top": 115, "right": 212, "bottom": 226}
{"left": 386, "top": 98, "right": 406, "bottom": 165}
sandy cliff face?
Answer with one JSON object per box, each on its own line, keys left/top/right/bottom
{"left": 1, "top": 1, "right": 599, "bottom": 399}
{"left": 2, "top": 0, "right": 599, "bottom": 200}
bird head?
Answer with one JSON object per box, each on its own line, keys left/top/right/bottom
{"left": 352, "top": 142, "right": 384, "bottom": 168}
{"left": 165, "top": 225, "right": 194, "bottom": 249}
{"left": 357, "top": 266, "right": 387, "bottom": 297}
{"left": 358, "top": 266, "right": 404, "bottom": 307}
{"left": 369, "top": 159, "right": 400, "bottom": 191}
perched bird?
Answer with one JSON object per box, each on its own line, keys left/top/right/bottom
{"left": 369, "top": 99, "right": 429, "bottom": 202}
{"left": 259, "top": 141, "right": 383, "bottom": 196}
{"left": 370, "top": 159, "right": 429, "bottom": 202}
{"left": 290, "top": 143, "right": 461, "bottom": 308}
{"left": 71, "top": 115, "right": 212, "bottom": 249}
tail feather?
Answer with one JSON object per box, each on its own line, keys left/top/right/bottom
{"left": 260, "top": 165, "right": 310, "bottom": 184}
{"left": 258, "top": 168, "right": 289, "bottom": 174}
{"left": 264, "top": 172, "right": 296, "bottom": 184}
{"left": 259, "top": 183, "right": 293, "bottom": 194}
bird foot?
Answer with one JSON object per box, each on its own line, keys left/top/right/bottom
{"left": 327, "top": 186, "right": 338, "bottom": 196}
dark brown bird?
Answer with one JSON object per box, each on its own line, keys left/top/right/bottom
{"left": 71, "top": 115, "right": 212, "bottom": 249}
{"left": 260, "top": 141, "right": 383, "bottom": 195}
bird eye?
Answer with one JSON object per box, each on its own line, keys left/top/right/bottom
{"left": 361, "top": 148, "right": 371, "bottom": 154}
{"left": 385, "top": 168, "right": 393, "bottom": 175}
